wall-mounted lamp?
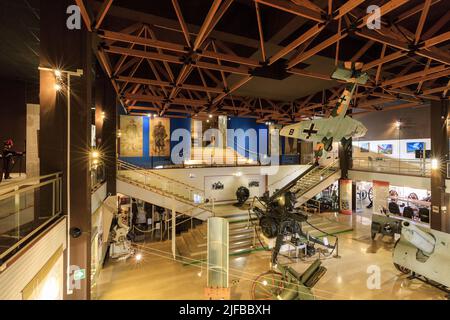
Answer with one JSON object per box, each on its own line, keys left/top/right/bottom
{"left": 91, "top": 150, "right": 100, "bottom": 160}
{"left": 54, "top": 69, "right": 62, "bottom": 78}
{"left": 431, "top": 158, "right": 439, "bottom": 170}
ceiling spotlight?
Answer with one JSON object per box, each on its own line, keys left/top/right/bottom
{"left": 206, "top": 119, "right": 210, "bottom": 123}
{"left": 209, "top": 114, "right": 213, "bottom": 118}
{"left": 54, "top": 69, "right": 62, "bottom": 78}
{"left": 395, "top": 120, "right": 401, "bottom": 129}
{"left": 135, "top": 253, "right": 142, "bottom": 262}
{"left": 54, "top": 83, "right": 62, "bottom": 91}
{"left": 147, "top": 113, "right": 151, "bottom": 117}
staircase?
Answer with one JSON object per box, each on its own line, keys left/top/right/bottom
{"left": 117, "top": 160, "right": 213, "bottom": 220}
{"left": 176, "top": 213, "right": 263, "bottom": 262}
{"left": 291, "top": 163, "right": 340, "bottom": 206}
{"left": 269, "top": 160, "right": 341, "bottom": 207}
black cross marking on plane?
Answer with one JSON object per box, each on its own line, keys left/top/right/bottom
{"left": 303, "top": 123, "right": 318, "bottom": 139}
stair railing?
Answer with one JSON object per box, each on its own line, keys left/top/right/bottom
{"left": 299, "top": 159, "right": 339, "bottom": 187}
{"left": 117, "top": 160, "right": 208, "bottom": 205}
{"left": 267, "top": 160, "right": 315, "bottom": 190}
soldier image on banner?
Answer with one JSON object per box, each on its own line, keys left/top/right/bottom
{"left": 150, "top": 118, "right": 170, "bottom": 157}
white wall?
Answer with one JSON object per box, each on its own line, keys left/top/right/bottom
{"left": 0, "top": 218, "right": 66, "bottom": 300}
{"left": 151, "top": 165, "right": 310, "bottom": 202}
{"left": 353, "top": 138, "right": 430, "bottom": 160}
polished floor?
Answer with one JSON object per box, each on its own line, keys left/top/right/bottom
{"left": 95, "top": 208, "right": 446, "bottom": 300}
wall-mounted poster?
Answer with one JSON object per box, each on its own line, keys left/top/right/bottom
{"left": 120, "top": 115, "right": 143, "bottom": 157}
{"left": 377, "top": 144, "right": 393, "bottom": 154}
{"left": 284, "top": 137, "right": 298, "bottom": 155}
{"left": 407, "top": 142, "right": 424, "bottom": 153}
{"left": 248, "top": 181, "right": 260, "bottom": 188}
{"left": 212, "top": 182, "right": 224, "bottom": 190}
{"left": 360, "top": 142, "right": 369, "bottom": 153}
{"left": 150, "top": 118, "right": 170, "bottom": 157}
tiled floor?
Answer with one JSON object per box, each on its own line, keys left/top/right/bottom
{"left": 95, "top": 208, "right": 446, "bottom": 300}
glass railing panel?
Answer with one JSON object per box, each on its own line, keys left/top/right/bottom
{"left": 351, "top": 157, "right": 430, "bottom": 177}
{"left": 0, "top": 173, "right": 62, "bottom": 261}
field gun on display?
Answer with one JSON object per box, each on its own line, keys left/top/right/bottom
{"left": 252, "top": 259, "right": 327, "bottom": 300}
{"left": 252, "top": 186, "right": 336, "bottom": 266}
{"left": 393, "top": 221, "right": 450, "bottom": 297}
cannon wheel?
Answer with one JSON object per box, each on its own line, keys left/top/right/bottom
{"left": 251, "top": 271, "right": 285, "bottom": 300}
{"left": 368, "top": 188, "right": 373, "bottom": 202}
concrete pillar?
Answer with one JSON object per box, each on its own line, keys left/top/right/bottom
{"left": 430, "top": 99, "right": 449, "bottom": 232}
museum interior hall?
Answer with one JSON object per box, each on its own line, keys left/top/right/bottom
{"left": 0, "top": 0, "right": 449, "bottom": 301}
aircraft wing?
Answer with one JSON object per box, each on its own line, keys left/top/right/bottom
{"left": 280, "top": 119, "right": 329, "bottom": 142}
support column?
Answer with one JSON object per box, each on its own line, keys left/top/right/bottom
{"left": 95, "top": 74, "right": 118, "bottom": 195}
{"left": 40, "top": 0, "right": 94, "bottom": 299}
{"left": 338, "top": 139, "right": 352, "bottom": 179}
{"left": 430, "top": 99, "right": 449, "bottom": 232}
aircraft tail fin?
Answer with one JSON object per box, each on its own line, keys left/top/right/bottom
{"left": 330, "top": 83, "right": 357, "bottom": 118}
{"left": 331, "top": 61, "right": 369, "bottom": 85}
{"left": 330, "top": 62, "right": 369, "bottom": 117}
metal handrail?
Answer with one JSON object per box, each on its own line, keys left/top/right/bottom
{"left": 0, "top": 172, "right": 63, "bottom": 264}
{"left": 293, "top": 160, "right": 340, "bottom": 197}
{"left": 0, "top": 173, "right": 62, "bottom": 200}
{"left": 0, "top": 172, "right": 62, "bottom": 193}
{"left": 351, "top": 157, "right": 430, "bottom": 176}
{"left": 268, "top": 161, "right": 315, "bottom": 189}
{"left": 117, "top": 165, "right": 214, "bottom": 216}
{"left": 117, "top": 159, "right": 205, "bottom": 194}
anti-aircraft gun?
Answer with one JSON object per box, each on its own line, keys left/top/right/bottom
{"left": 393, "top": 221, "right": 450, "bottom": 296}
{"left": 251, "top": 169, "right": 336, "bottom": 265}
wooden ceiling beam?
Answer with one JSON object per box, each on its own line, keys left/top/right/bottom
{"left": 74, "top": 0, "right": 92, "bottom": 31}
{"left": 255, "top": 0, "right": 324, "bottom": 23}
{"left": 94, "top": 0, "right": 113, "bottom": 30}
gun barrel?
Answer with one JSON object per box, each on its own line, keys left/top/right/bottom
{"left": 401, "top": 221, "right": 435, "bottom": 255}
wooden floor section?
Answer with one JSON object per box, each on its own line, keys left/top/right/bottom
{"left": 95, "top": 210, "right": 446, "bottom": 300}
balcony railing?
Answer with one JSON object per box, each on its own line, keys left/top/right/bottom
{"left": 0, "top": 173, "right": 62, "bottom": 264}
{"left": 351, "top": 157, "right": 430, "bottom": 177}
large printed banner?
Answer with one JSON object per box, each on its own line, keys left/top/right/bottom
{"left": 120, "top": 115, "right": 143, "bottom": 157}
{"left": 339, "top": 179, "right": 352, "bottom": 215}
{"left": 150, "top": 118, "right": 170, "bottom": 157}
{"left": 373, "top": 180, "right": 389, "bottom": 215}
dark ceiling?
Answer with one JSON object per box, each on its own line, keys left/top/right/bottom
{"left": 0, "top": 0, "right": 40, "bottom": 83}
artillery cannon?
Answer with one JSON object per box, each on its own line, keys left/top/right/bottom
{"left": 252, "top": 259, "right": 327, "bottom": 300}
{"left": 393, "top": 221, "right": 450, "bottom": 297}
{"left": 252, "top": 190, "right": 336, "bottom": 265}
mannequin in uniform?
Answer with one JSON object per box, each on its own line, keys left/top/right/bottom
{"left": 1, "top": 139, "right": 24, "bottom": 181}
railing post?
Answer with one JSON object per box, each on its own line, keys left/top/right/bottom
{"left": 15, "top": 185, "right": 20, "bottom": 240}
{"left": 52, "top": 179, "right": 56, "bottom": 216}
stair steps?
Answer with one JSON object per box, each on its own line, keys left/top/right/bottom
{"left": 175, "top": 213, "right": 262, "bottom": 262}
